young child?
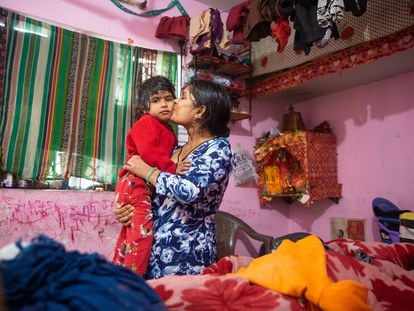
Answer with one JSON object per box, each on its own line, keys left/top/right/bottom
{"left": 112, "top": 75, "right": 187, "bottom": 275}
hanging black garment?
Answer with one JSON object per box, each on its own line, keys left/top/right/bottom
{"left": 292, "top": 0, "right": 325, "bottom": 55}
{"left": 344, "top": 0, "right": 367, "bottom": 17}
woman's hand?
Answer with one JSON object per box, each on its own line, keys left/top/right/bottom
{"left": 124, "top": 155, "right": 151, "bottom": 179}
{"left": 176, "top": 160, "right": 191, "bottom": 175}
{"left": 113, "top": 203, "right": 134, "bottom": 226}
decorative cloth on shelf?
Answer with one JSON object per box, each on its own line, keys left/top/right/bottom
{"left": 254, "top": 131, "right": 342, "bottom": 207}
{"left": 251, "top": 24, "right": 414, "bottom": 98}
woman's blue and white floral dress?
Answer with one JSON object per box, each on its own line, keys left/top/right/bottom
{"left": 146, "top": 136, "right": 233, "bottom": 279}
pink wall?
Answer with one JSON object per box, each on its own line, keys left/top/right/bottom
{"left": 0, "top": 0, "right": 206, "bottom": 53}
{"left": 0, "top": 189, "right": 119, "bottom": 259}
{"left": 1, "top": 1, "right": 414, "bottom": 257}
{"left": 223, "top": 70, "right": 414, "bottom": 249}
{"left": 293, "top": 70, "right": 414, "bottom": 241}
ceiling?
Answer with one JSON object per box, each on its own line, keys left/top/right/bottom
{"left": 191, "top": 0, "right": 414, "bottom": 105}
{"left": 192, "top": 0, "right": 240, "bottom": 10}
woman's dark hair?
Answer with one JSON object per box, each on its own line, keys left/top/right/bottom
{"left": 136, "top": 76, "right": 176, "bottom": 119}
{"left": 188, "top": 79, "right": 232, "bottom": 137}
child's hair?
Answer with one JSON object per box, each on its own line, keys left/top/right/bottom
{"left": 136, "top": 76, "right": 176, "bottom": 119}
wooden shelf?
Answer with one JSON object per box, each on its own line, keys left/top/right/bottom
{"left": 226, "top": 87, "right": 245, "bottom": 98}
{"left": 193, "top": 72, "right": 246, "bottom": 98}
{"left": 216, "top": 61, "right": 252, "bottom": 77}
{"left": 230, "top": 111, "right": 251, "bottom": 122}
{"left": 188, "top": 57, "right": 252, "bottom": 78}
{"left": 188, "top": 55, "right": 252, "bottom": 123}
{"left": 187, "top": 56, "right": 221, "bottom": 69}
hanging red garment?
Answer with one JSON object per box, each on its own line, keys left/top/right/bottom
{"left": 226, "top": 0, "right": 251, "bottom": 44}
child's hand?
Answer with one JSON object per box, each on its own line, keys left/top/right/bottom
{"left": 176, "top": 160, "right": 191, "bottom": 175}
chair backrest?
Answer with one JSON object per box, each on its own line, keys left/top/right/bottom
{"left": 215, "top": 211, "right": 274, "bottom": 260}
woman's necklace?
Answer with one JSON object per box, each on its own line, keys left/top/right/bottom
{"left": 177, "top": 137, "right": 215, "bottom": 162}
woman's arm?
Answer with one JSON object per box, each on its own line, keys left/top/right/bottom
{"left": 124, "top": 138, "right": 233, "bottom": 204}
{"left": 123, "top": 155, "right": 161, "bottom": 186}
{"left": 117, "top": 138, "right": 232, "bottom": 225}
{"left": 124, "top": 152, "right": 191, "bottom": 185}
{"left": 154, "top": 138, "right": 233, "bottom": 204}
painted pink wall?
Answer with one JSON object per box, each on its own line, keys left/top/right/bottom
{"left": 0, "top": 189, "right": 119, "bottom": 259}
{"left": 292, "top": 70, "right": 414, "bottom": 241}
{"left": 0, "top": 0, "right": 206, "bottom": 53}
{"left": 223, "top": 70, "right": 414, "bottom": 252}
{"left": 1, "top": 1, "right": 413, "bottom": 257}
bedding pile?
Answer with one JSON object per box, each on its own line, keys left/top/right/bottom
{"left": 148, "top": 238, "right": 414, "bottom": 310}
{"left": 0, "top": 235, "right": 412, "bottom": 310}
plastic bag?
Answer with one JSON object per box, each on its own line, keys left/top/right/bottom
{"left": 232, "top": 143, "right": 258, "bottom": 186}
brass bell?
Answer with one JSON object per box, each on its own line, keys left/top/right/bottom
{"left": 282, "top": 104, "right": 306, "bottom": 132}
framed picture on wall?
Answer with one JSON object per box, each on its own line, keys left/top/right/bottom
{"left": 330, "top": 217, "right": 366, "bottom": 241}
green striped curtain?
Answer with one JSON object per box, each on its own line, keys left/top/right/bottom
{"left": 0, "top": 11, "right": 178, "bottom": 185}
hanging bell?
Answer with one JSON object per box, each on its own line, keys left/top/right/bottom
{"left": 282, "top": 104, "right": 306, "bottom": 132}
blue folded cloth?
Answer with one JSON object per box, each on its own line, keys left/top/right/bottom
{"left": 0, "top": 235, "right": 166, "bottom": 311}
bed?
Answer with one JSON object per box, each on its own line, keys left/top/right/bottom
{"left": 147, "top": 238, "right": 414, "bottom": 311}
{"left": 1, "top": 234, "right": 413, "bottom": 310}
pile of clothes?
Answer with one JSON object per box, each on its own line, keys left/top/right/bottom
{"left": 189, "top": 0, "right": 367, "bottom": 56}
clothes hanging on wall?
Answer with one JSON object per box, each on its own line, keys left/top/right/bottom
{"left": 155, "top": 15, "right": 190, "bottom": 41}
{"left": 226, "top": 0, "right": 251, "bottom": 44}
{"left": 317, "top": 0, "right": 345, "bottom": 28}
{"left": 243, "top": 0, "right": 273, "bottom": 42}
{"left": 189, "top": 8, "right": 224, "bottom": 57}
{"left": 344, "top": 0, "right": 368, "bottom": 16}
{"left": 223, "top": 0, "right": 364, "bottom": 55}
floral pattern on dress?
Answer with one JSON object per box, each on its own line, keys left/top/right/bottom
{"left": 147, "top": 137, "right": 233, "bottom": 279}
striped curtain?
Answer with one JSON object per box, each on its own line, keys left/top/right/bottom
{"left": 0, "top": 11, "right": 178, "bottom": 185}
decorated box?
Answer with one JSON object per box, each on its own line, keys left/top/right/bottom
{"left": 254, "top": 131, "right": 342, "bottom": 208}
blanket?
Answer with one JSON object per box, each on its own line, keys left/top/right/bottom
{"left": 147, "top": 239, "right": 414, "bottom": 311}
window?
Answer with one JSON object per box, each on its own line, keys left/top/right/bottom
{"left": 0, "top": 9, "right": 178, "bottom": 190}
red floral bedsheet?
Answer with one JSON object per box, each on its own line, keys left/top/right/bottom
{"left": 147, "top": 239, "right": 414, "bottom": 311}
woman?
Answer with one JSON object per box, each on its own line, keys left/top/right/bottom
{"left": 115, "top": 79, "right": 234, "bottom": 279}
